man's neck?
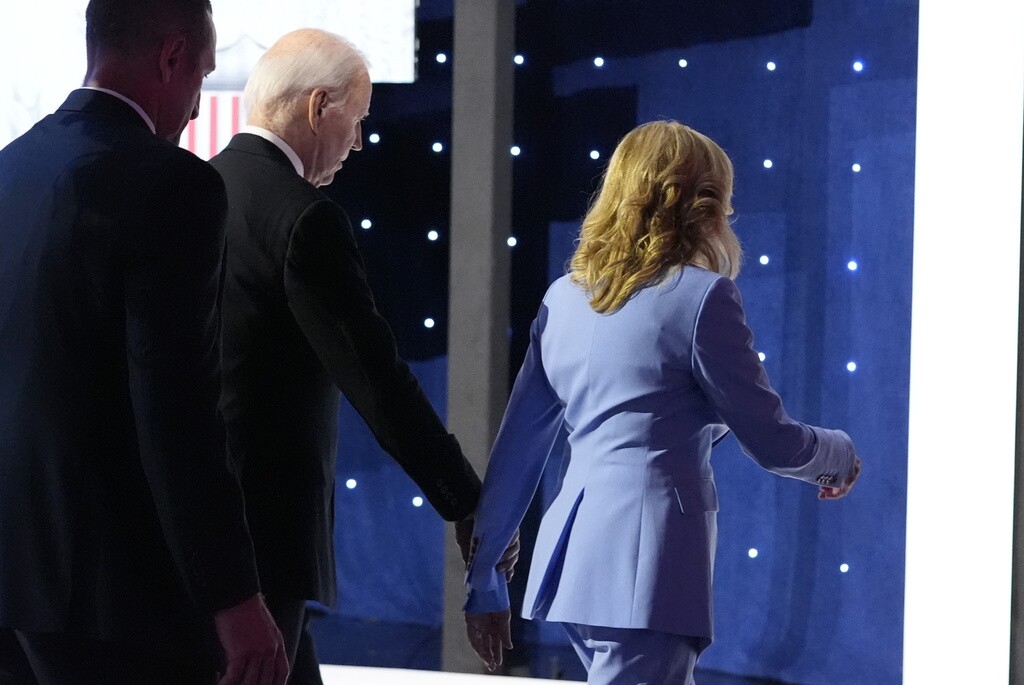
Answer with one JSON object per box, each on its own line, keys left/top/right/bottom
{"left": 249, "top": 116, "right": 314, "bottom": 183}
{"left": 85, "top": 63, "right": 160, "bottom": 136}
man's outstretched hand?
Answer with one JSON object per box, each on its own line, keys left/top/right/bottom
{"left": 456, "top": 518, "right": 521, "bottom": 581}
{"left": 455, "top": 517, "right": 474, "bottom": 564}
{"left": 496, "top": 529, "right": 520, "bottom": 581}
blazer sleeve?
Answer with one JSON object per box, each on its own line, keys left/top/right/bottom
{"left": 284, "top": 199, "right": 481, "bottom": 521}
{"left": 123, "top": 159, "right": 260, "bottom": 614}
{"left": 692, "top": 277, "right": 857, "bottom": 487}
{"left": 465, "top": 304, "right": 566, "bottom": 614}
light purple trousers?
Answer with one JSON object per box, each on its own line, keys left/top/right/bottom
{"left": 563, "top": 623, "right": 702, "bottom": 685}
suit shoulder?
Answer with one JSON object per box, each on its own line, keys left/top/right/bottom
{"left": 678, "top": 265, "right": 725, "bottom": 291}
{"left": 289, "top": 199, "right": 352, "bottom": 244}
{"left": 212, "top": 147, "right": 326, "bottom": 220}
{"left": 671, "top": 266, "right": 731, "bottom": 305}
{"left": 152, "top": 141, "right": 225, "bottom": 193}
{"left": 545, "top": 274, "right": 580, "bottom": 299}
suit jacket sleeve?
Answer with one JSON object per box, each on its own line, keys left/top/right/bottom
{"left": 465, "top": 305, "right": 566, "bottom": 614}
{"left": 123, "top": 158, "right": 260, "bottom": 614}
{"left": 284, "top": 199, "right": 481, "bottom": 521}
{"left": 692, "top": 277, "right": 857, "bottom": 486}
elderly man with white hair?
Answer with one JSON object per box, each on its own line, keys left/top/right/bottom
{"left": 210, "top": 29, "right": 516, "bottom": 683}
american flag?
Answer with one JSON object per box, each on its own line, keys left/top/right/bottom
{"left": 181, "top": 91, "right": 245, "bottom": 161}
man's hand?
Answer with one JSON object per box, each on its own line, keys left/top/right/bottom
{"left": 819, "top": 457, "right": 862, "bottom": 501}
{"left": 214, "top": 593, "right": 289, "bottom": 685}
{"left": 456, "top": 517, "right": 520, "bottom": 582}
{"left": 455, "top": 516, "right": 474, "bottom": 565}
{"left": 496, "top": 530, "right": 520, "bottom": 581}
{"left": 465, "top": 609, "right": 512, "bottom": 672}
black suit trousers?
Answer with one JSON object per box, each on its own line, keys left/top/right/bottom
{"left": 0, "top": 628, "right": 217, "bottom": 685}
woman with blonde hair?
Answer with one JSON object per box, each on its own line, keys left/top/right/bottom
{"left": 463, "top": 120, "right": 861, "bottom": 684}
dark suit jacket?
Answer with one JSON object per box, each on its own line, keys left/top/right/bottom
{"left": 210, "top": 134, "right": 481, "bottom": 604}
{"left": 0, "top": 90, "right": 260, "bottom": 645}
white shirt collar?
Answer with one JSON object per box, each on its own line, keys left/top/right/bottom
{"left": 80, "top": 87, "right": 156, "bottom": 135}
{"left": 241, "top": 126, "right": 305, "bottom": 178}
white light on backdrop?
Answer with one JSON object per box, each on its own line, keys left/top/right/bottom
{"left": 594, "top": 57, "right": 605, "bottom": 67}
{"left": 907, "top": 3, "right": 1023, "bottom": 681}
{"left": 432, "top": 142, "right": 444, "bottom": 153}
{"left": 759, "top": 255, "right": 770, "bottom": 265}
{"left": 514, "top": 54, "right": 525, "bottom": 65}
{"left": 427, "top": 230, "right": 440, "bottom": 242}
{"left": 678, "top": 58, "right": 689, "bottom": 68}
{"left": 766, "top": 61, "right": 777, "bottom": 71}
{"left": 763, "top": 159, "right": 774, "bottom": 169}
{"left": 748, "top": 548, "right": 759, "bottom": 559}
{"left": 368, "top": 133, "right": 381, "bottom": 144}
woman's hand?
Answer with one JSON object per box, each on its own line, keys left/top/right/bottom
{"left": 819, "top": 456, "right": 861, "bottom": 500}
{"left": 465, "top": 609, "right": 512, "bottom": 671}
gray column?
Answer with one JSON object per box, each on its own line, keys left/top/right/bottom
{"left": 1011, "top": 151, "right": 1024, "bottom": 685}
{"left": 443, "top": 0, "right": 515, "bottom": 674}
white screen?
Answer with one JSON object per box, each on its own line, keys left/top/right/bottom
{"left": 905, "top": 1, "right": 1024, "bottom": 682}
{"left": 0, "top": 0, "right": 415, "bottom": 149}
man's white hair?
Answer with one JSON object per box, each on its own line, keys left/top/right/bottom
{"left": 244, "top": 29, "right": 368, "bottom": 125}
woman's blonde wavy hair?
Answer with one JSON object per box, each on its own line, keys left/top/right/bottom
{"left": 570, "top": 120, "right": 741, "bottom": 313}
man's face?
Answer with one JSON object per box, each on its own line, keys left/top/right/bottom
{"left": 158, "top": 12, "right": 216, "bottom": 142}
{"left": 310, "top": 69, "right": 371, "bottom": 187}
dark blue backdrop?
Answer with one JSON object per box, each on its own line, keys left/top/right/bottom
{"left": 313, "top": 1, "right": 917, "bottom": 683}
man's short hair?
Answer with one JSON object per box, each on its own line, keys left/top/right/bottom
{"left": 85, "top": 0, "right": 212, "bottom": 63}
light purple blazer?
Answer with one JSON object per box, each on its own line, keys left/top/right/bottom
{"left": 465, "top": 266, "right": 857, "bottom": 647}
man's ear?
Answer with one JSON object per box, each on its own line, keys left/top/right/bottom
{"left": 159, "top": 35, "right": 188, "bottom": 84}
{"left": 308, "top": 88, "right": 330, "bottom": 133}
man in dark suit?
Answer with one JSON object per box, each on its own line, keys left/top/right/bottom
{"left": 210, "top": 29, "right": 516, "bottom": 684}
{"left": 0, "top": 1, "right": 289, "bottom": 683}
